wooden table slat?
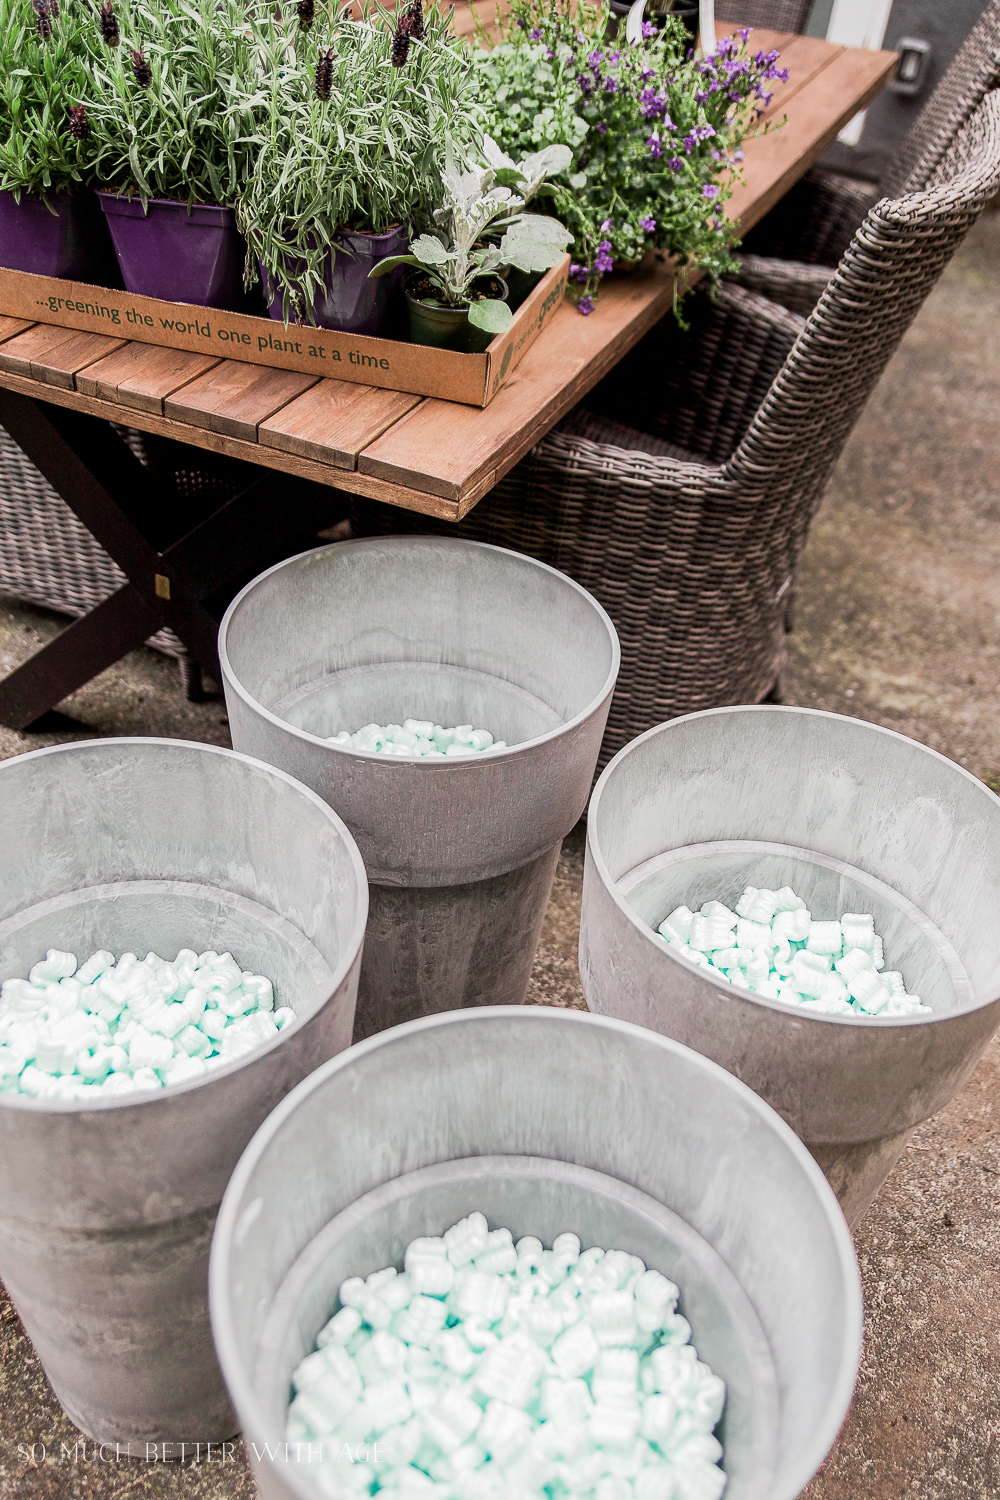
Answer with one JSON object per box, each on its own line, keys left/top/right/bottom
{"left": 259, "top": 379, "right": 422, "bottom": 470}
{"left": 0, "top": 31, "right": 897, "bottom": 516}
{"left": 75, "top": 341, "right": 223, "bottom": 414}
{"left": 163, "top": 360, "right": 320, "bottom": 443}
{"left": 0, "top": 324, "right": 127, "bottom": 391}
{"left": 0, "top": 315, "right": 35, "bottom": 345}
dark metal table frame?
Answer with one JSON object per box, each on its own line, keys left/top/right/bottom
{"left": 0, "top": 390, "right": 340, "bottom": 730}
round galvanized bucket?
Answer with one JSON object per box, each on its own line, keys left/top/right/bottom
{"left": 210, "top": 1007, "right": 861, "bottom": 1500}
{"left": 219, "top": 537, "right": 619, "bottom": 1039}
{"left": 0, "top": 737, "right": 368, "bottom": 1447}
{"left": 580, "top": 705, "right": 1000, "bottom": 1225}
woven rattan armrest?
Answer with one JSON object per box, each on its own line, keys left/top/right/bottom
{"left": 729, "top": 254, "right": 835, "bottom": 316}
{"left": 586, "top": 280, "right": 805, "bottom": 464}
{"left": 740, "top": 167, "right": 878, "bottom": 266}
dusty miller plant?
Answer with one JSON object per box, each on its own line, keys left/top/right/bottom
{"left": 231, "top": 1, "right": 479, "bottom": 324}
{"left": 370, "top": 138, "right": 572, "bottom": 335}
{"left": 0, "top": 0, "right": 97, "bottom": 203}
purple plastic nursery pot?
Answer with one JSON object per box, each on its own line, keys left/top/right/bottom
{"left": 97, "top": 193, "right": 246, "bottom": 309}
{"left": 262, "top": 223, "right": 409, "bottom": 335}
{"left": 0, "top": 187, "right": 120, "bottom": 284}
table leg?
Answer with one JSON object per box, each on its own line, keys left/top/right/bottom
{"left": 0, "top": 584, "right": 159, "bottom": 730}
{"left": 0, "top": 391, "right": 223, "bottom": 672}
{"left": 0, "top": 391, "right": 348, "bottom": 727}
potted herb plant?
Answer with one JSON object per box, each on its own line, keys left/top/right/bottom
{"left": 369, "top": 141, "right": 572, "bottom": 352}
{"left": 480, "top": 136, "right": 572, "bottom": 306}
{"left": 0, "top": 0, "right": 118, "bottom": 282}
{"left": 234, "top": 0, "right": 478, "bottom": 336}
{"left": 83, "top": 0, "right": 253, "bottom": 309}
{"left": 473, "top": 0, "right": 789, "bottom": 312}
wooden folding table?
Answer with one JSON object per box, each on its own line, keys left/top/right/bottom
{"left": 0, "top": 23, "right": 896, "bottom": 729}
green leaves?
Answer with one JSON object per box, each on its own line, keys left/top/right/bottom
{"left": 500, "top": 214, "right": 571, "bottom": 273}
{"left": 234, "top": 2, "right": 479, "bottom": 318}
{"left": 367, "top": 252, "right": 422, "bottom": 278}
{"left": 409, "top": 232, "right": 449, "bottom": 264}
{"left": 0, "top": 0, "right": 98, "bottom": 198}
{"left": 467, "top": 295, "right": 512, "bottom": 334}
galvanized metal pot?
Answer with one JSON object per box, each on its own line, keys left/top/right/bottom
{"left": 0, "top": 738, "right": 368, "bottom": 1448}
{"left": 218, "top": 537, "right": 619, "bottom": 1039}
{"left": 209, "top": 1007, "right": 861, "bottom": 1500}
{"left": 580, "top": 706, "right": 1000, "bottom": 1226}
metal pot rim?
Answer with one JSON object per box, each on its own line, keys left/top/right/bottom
{"left": 209, "top": 1004, "right": 862, "bottom": 1500}
{"left": 218, "top": 536, "right": 621, "bottom": 766}
{"left": 0, "top": 735, "right": 369, "bottom": 1114}
{"left": 587, "top": 703, "right": 1000, "bottom": 1029}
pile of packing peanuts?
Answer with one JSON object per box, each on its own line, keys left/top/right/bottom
{"left": 657, "top": 885, "right": 930, "bottom": 1017}
{"left": 0, "top": 948, "right": 290, "bottom": 1099}
{"left": 286, "top": 1213, "right": 726, "bottom": 1500}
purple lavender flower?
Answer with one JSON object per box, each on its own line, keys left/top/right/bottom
{"left": 596, "top": 120, "right": 607, "bottom": 133}
{"left": 588, "top": 49, "right": 603, "bottom": 70}
{"left": 668, "top": 156, "right": 683, "bottom": 170}
{"left": 733, "top": 149, "right": 745, "bottom": 162}
{"left": 647, "top": 132, "right": 662, "bottom": 159}
{"left": 67, "top": 103, "right": 90, "bottom": 139}
{"left": 600, "top": 218, "right": 612, "bottom": 232}
{"left": 528, "top": 26, "right": 542, "bottom": 40}
{"left": 641, "top": 19, "right": 655, "bottom": 37}
{"left": 594, "top": 240, "right": 614, "bottom": 274}
{"left": 702, "top": 183, "right": 720, "bottom": 199}
{"left": 640, "top": 216, "right": 656, "bottom": 232}
{"left": 576, "top": 72, "right": 592, "bottom": 94}
{"left": 604, "top": 75, "right": 618, "bottom": 93}
{"left": 738, "top": 26, "right": 751, "bottom": 42}
{"left": 569, "top": 263, "right": 590, "bottom": 283}
{"left": 577, "top": 296, "right": 595, "bottom": 315}
{"left": 607, "top": 48, "right": 620, "bottom": 63}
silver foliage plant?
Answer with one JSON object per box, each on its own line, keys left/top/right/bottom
{"left": 370, "top": 137, "right": 573, "bottom": 335}
{"left": 232, "top": 0, "right": 480, "bottom": 323}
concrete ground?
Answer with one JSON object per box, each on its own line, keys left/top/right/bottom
{"left": 1, "top": 209, "right": 999, "bottom": 1499}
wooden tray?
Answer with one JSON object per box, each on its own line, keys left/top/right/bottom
{"left": 0, "top": 256, "right": 569, "bottom": 409}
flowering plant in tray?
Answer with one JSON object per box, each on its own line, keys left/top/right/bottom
{"left": 472, "top": 0, "right": 790, "bottom": 311}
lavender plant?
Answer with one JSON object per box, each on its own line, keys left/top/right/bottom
{"left": 473, "top": 0, "right": 789, "bottom": 311}
{"left": 81, "top": 0, "right": 254, "bottom": 209}
{"left": 0, "top": 0, "right": 97, "bottom": 202}
{"left": 231, "top": 0, "right": 480, "bottom": 323}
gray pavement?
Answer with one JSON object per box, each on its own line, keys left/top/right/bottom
{"left": 1, "top": 208, "right": 999, "bottom": 1498}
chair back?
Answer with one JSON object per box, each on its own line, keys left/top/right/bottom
{"left": 730, "top": 91, "right": 1000, "bottom": 520}
{"left": 882, "top": 0, "right": 1000, "bottom": 197}
{"left": 717, "top": 1, "right": 812, "bottom": 33}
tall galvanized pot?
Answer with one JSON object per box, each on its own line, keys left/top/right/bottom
{"left": 219, "top": 537, "right": 619, "bottom": 1039}
{"left": 0, "top": 738, "right": 368, "bottom": 1447}
{"left": 209, "top": 1007, "right": 862, "bottom": 1500}
{"left": 580, "top": 706, "right": 1000, "bottom": 1226}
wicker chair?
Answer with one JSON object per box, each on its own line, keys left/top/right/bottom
{"left": 736, "top": 0, "right": 1000, "bottom": 316}
{"left": 353, "top": 92, "right": 1000, "bottom": 769}
{"left": 717, "top": 1, "right": 812, "bottom": 34}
